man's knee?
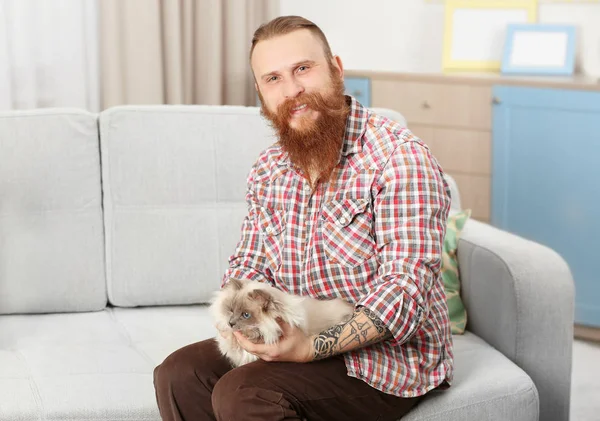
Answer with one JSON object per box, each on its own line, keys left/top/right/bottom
{"left": 154, "top": 345, "right": 196, "bottom": 393}
{"left": 211, "top": 366, "right": 248, "bottom": 417}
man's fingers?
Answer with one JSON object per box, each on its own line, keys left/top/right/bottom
{"left": 233, "top": 331, "right": 287, "bottom": 363}
{"left": 233, "top": 331, "right": 258, "bottom": 353}
{"left": 234, "top": 332, "right": 279, "bottom": 358}
{"left": 277, "top": 320, "right": 293, "bottom": 336}
{"left": 233, "top": 331, "right": 247, "bottom": 345}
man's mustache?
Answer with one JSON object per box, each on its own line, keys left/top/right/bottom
{"left": 276, "top": 92, "right": 323, "bottom": 120}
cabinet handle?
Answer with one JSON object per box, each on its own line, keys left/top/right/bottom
{"left": 422, "top": 100, "right": 431, "bottom": 109}
{"left": 352, "top": 90, "right": 362, "bottom": 97}
{"left": 492, "top": 97, "right": 501, "bottom": 105}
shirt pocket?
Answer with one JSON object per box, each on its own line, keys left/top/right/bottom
{"left": 320, "top": 197, "right": 375, "bottom": 267}
{"left": 253, "top": 206, "right": 286, "bottom": 270}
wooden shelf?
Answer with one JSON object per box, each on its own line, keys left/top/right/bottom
{"left": 346, "top": 70, "right": 600, "bottom": 92}
{"left": 575, "top": 324, "right": 600, "bottom": 343}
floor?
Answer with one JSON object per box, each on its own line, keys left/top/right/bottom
{"left": 570, "top": 339, "right": 600, "bottom": 420}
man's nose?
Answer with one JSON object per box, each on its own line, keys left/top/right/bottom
{"left": 284, "top": 80, "right": 304, "bottom": 99}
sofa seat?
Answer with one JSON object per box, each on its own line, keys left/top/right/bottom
{"left": 0, "top": 305, "right": 538, "bottom": 421}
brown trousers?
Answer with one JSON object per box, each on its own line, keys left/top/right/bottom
{"left": 153, "top": 338, "right": 423, "bottom": 421}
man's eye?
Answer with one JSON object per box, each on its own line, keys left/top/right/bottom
{"left": 297, "top": 66, "right": 308, "bottom": 72}
{"left": 242, "top": 312, "right": 251, "bottom": 319}
{"left": 267, "top": 76, "right": 278, "bottom": 83}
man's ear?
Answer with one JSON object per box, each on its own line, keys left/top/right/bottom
{"left": 332, "top": 55, "right": 344, "bottom": 79}
{"left": 254, "top": 81, "right": 259, "bottom": 92}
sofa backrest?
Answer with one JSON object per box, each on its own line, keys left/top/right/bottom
{"left": 98, "top": 106, "right": 277, "bottom": 307}
{"left": 0, "top": 109, "right": 107, "bottom": 314}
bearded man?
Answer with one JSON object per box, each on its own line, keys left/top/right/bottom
{"left": 153, "top": 15, "right": 453, "bottom": 421}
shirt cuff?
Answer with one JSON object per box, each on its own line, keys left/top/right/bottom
{"left": 357, "top": 280, "right": 427, "bottom": 345}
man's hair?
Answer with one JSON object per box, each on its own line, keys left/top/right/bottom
{"left": 250, "top": 16, "right": 333, "bottom": 61}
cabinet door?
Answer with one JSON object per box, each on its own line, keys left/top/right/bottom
{"left": 492, "top": 85, "right": 600, "bottom": 327}
{"left": 371, "top": 80, "right": 492, "bottom": 130}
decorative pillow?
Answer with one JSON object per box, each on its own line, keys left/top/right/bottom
{"left": 442, "top": 209, "right": 472, "bottom": 334}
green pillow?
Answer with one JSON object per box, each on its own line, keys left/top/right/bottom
{"left": 442, "top": 209, "right": 471, "bottom": 335}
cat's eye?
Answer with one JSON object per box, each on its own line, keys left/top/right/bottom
{"left": 242, "top": 312, "right": 251, "bottom": 319}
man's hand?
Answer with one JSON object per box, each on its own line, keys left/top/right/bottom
{"left": 233, "top": 321, "right": 314, "bottom": 363}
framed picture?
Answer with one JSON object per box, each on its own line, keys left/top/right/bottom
{"left": 443, "top": 0, "right": 538, "bottom": 72}
{"left": 501, "top": 24, "right": 577, "bottom": 75}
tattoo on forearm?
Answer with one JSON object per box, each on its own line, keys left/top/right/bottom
{"left": 362, "top": 307, "right": 387, "bottom": 334}
{"left": 312, "top": 325, "right": 344, "bottom": 358}
{"left": 312, "top": 307, "right": 393, "bottom": 360}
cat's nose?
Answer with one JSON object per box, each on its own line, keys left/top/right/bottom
{"left": 228, "top": 319, "right": 235, "bottom": 327}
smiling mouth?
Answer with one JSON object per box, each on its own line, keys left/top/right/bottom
{"left": 291, "top": 104, "right": 308, "bottom": 113}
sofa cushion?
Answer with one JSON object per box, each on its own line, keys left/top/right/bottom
{"left": 0, "top": 305, "right": 537, "bottom": 421}
{"left": 99, "top": 105, "right": 277, "bottom": 307}
{"left": 0, "top": 109, "right": 106, "bottom": 314}
{"left": 404, "top": 333, "right": 538, "bottom": 421}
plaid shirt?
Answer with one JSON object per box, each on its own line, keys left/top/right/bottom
{"left": 222, "top": 96, "right": 453, "bottom": 397}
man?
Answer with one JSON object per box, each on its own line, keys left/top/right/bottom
{"left": 154, "top": 15, "right": 453, "bottom": 421}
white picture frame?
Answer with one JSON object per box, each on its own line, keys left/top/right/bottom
{"left": 501, "top": 23, "right": 577, "bottom": 75}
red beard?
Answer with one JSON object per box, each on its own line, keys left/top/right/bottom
{"left": 259, "top": 73, "right": 349, "bottom": 186}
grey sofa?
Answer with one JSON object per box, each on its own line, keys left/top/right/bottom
{"left": 0, "top": 105, "right": 574, "bottom": 421}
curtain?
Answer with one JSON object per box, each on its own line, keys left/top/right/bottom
{"left": 0, "top": 0, "right": 100, "bottom": 111}
{"left": 99, "top": 0, "right": 279, "bottom": 109}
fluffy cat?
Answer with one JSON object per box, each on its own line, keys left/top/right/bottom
{"left": 209, "top": 278, "right": 355, "bottom": 367}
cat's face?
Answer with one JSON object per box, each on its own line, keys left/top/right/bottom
{"left": 217, "top": 279, "right": 278, "bottom": 342}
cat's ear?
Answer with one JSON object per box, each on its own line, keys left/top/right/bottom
{"left": 249, "top": 289, "right": 286, "bottom": 313}
{"left": 225, "top": 278, "right": 244, "bottom": 290}
{"left": 248, "top": 289, "right": 274, "bottom": 311}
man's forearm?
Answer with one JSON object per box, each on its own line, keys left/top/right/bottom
{"left": 311, "top": 307, "right": 393, "bottom": 360}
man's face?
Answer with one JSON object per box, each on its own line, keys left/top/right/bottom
{"left": 250, "top": 29, "right": 349, "bottom": 185}
{"left": 251, "top": 29, "right": 342, "bottom": 131}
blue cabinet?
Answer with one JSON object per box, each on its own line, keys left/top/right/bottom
{"left": 344, "top": 76, "right": 371, "bottom": 107}
{"left": 491, "top": 85, "right": 600, "bottom": 327}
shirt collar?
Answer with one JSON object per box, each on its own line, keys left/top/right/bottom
{"left": 276, "top": 95, "right": 368, "bottom": 166}
{"left": 341, "top": 95, "right": 368, "bottom": 156}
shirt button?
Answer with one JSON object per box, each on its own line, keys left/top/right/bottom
{"left": 266, "top": 226, "right": 273, "bottom": 234}
{"left": 304, "top": 185, "right": 311, "bottom": 192}
{"left": 339, "top": 217, "right": 347, "bottom": 225}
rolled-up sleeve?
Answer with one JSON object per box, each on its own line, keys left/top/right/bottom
{"left": 357, "top": 139, "right": 451, "bottom": 345}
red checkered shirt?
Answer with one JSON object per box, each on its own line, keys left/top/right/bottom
{"left": 222, "top": 96, "right": 453, "bottom": 397}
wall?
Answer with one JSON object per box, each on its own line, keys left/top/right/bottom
{"left": 279, "top": 0, "right": 600, "bottom": 77}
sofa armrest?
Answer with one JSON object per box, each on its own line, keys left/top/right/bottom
{"left": 457, "top": 218, "right": 575, "bottom": 421}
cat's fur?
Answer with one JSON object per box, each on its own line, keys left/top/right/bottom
{"left": 209, "top": 278, "right": 354, "bottom": 367}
